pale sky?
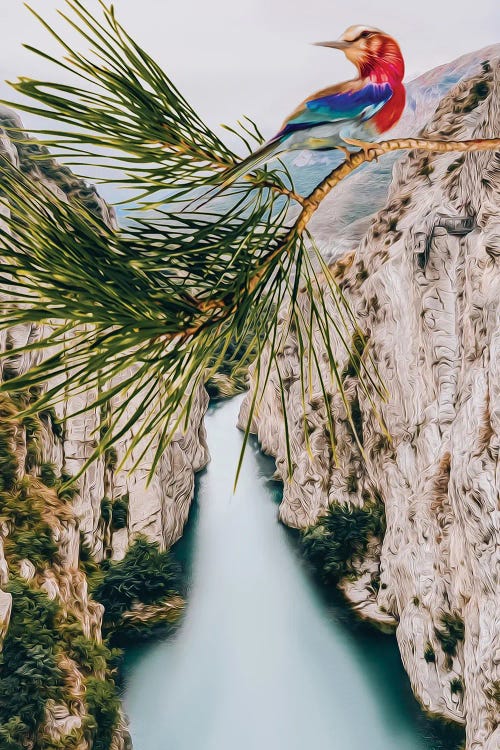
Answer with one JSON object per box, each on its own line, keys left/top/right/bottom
{"left": 0, "top": 0, "right": 498, "bottom": 142}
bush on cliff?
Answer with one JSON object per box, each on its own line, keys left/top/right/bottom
{"left": 92, "top": 537, "right": 182, "bottom": 641}
{"left": 1, "top": 477, "right": 59, "bottom": 570}
{"left": 84, "top": 676, "right": 121, "bottom": 750}
{"left": 0, "top": 395, "right": 122, "bottom": 750}
{"left": 0, "top": 578, "right": 64, "bottom": 743}
{"left": 435, "top": 612, "right": 465, "bottom": 664}
{"left": 301, "top": 499, "right": 385, "bottom": 588}
{"left": 0, "top": 396, "right": 18, "bottom": 492}
{"left": 111, "top": 494, "right": 129, "bottom": 531}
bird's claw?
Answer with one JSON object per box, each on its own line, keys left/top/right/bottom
{"left": 341, "top": 137, "right": 379, "bottom": 161}
{"left": 336, "top": 144, "right": 352, "bottom": 160}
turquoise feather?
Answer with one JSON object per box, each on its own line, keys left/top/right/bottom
{"left": 281, "top": 82, "right": 393, "bottom": 134}
{"left": 195, "top": 26, "right": 406, "bottom": 205}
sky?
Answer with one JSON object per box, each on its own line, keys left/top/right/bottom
{"left": 0, "top": 0, "right": 498, "bottom": 142}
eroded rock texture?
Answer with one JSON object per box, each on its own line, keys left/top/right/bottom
{"left": 0, "top": 109, "right": 208, "bottom": 748}
{"left": 241, "top": 60, "right": 500, "bottom": 749}
{"left": 49, "top": 373, "right": 209, "bottom": 562}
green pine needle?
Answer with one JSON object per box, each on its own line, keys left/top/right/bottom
{"left": 0, "top": 1, "right": 381, "bottom": 483}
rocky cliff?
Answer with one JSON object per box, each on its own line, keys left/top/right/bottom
{"left": 0, "top": 109, "right": 209, "bottom": 749}
{"left": 294, "top": 43, "right": 500, "bottom": 259}
{"left": 241, "top": 56, "right": 500, "bottom": 749}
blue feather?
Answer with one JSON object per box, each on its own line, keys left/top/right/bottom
{"left": 280, "top": 82, "right": 393, "bottom": 136}
{"left": 194, "top": 82, "right": 394, "bottom": 206}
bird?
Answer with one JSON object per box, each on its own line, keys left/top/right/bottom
{"left": 206, "top": 25, "right": 406, "bottom": 200}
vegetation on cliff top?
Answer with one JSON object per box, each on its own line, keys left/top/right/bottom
{"left": 0, "top": 392, "right": 183, "bottom": 746}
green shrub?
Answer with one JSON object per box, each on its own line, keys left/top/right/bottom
{"left": 84, "top": 677, "right": 121, "bottom": 750}
{"left": 301, "top": 499, "right": 385, "bottom": 588}
{"left": 40, "top": 465, "right": 78, "bottom": 502}
{"left": 93, "top": 537, "right": 182, "bottom": 634}
{"left": 100, "top": 496, "right": 113, "bottom": 525}
{"left": 349, "top": 394, "right": 364, "bottom": 447}
{"left": 462, "top": 80, "right": 490, "bottom": 112}
{"left": 100, "top": 493, "right": 129, "bottom": 531}
{"left": 8, "top": 525, "right": 58, "bottom": 568}
{"left": 0, "top": 396, "right": 19, "bottom": 492}
{"left": 0, "top": 397, "right": 72, "bottom": 570}
{"left": 104, "top": 446, "right": 118, "bottom": 471}
{"left": 419, "top": 158, "right": 434, "bottom": 177}
{"left": 60, "top": 564, "right": 122, "bottom": 746}
{"left": 435, "top": 613, "right": 465, "bottom": 658}
{"left": 111, "top": 494, "right": 129, "bottom": 531}
{"left": 67, "top": 632, "right": 121, "bottom": 676}
{"left": 486, "top": 680, "right": 500, "bottom": 704}
{"left": 450, "top": 677, "right": 464, "bottom": 695}
{"left": 0, "top": 578, "right": 122, "bottom": 749}
{"left": 341, "top": 330, "right": 366, "bottom": 380}
{"left": 424, "top": 643, "right": 436, "bottom": 663}
{"left": 57, "top": 472, "right": 79, "bottom": 503}
{"left": 40, "top": 462, "right": 58, "bottom": 488}
{"left": 0, "top": 395, "right": 126, "bottom": 749}
{"left": 346, "top": 473, "right": 358, "bottom": 494}
{"left": 0, "top": 445, "right": 18, "bottom": 492}
{"left": 0, "top": 716, "right": 31, "bottom": 750}
{"left": 39, "top": 407, "right": 64, "bottom": 440}
{"left": 446, "top": 156, "right": 465, "bottom": 173}
{"left": 78, "top": 533, "right": 103, "bottom": 584}
{"left": 1, "top": 479, "right": 58, "bottom": 569}
{"left": 0, "top": 579, "right": 64, "bottom": 741}
{"left": 21, "top": 410, "right": 43, "bottom": 472}
{"left": 369, "top": 571, "right": 381, "bottom": 594}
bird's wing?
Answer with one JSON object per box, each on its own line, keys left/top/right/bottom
{"left": 279, "top": 80, "right": 394, "bottom": 136}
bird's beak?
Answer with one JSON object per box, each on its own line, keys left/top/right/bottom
{"left": 313, "top": 40, "right": 350, "bottom": 50}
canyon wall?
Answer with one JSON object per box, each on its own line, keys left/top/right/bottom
{"left": 0, "top": 108, "right": 208, "bottom": 749}
{"left": 0, "top": 105, "right": 209, "bottom": 560}
{"left": 241, "top": 58, "right": 500, "bottom": 749}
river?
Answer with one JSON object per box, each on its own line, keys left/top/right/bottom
{"left": 122, "top": 396, "right": 463, "bottom": 750}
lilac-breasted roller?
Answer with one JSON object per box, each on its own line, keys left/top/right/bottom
{"left": 214, "top": 25, "right": 406, "bottom": 192}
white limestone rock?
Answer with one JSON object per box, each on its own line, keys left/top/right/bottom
{"left": 19, "top": 559, "right": 36, "bottom": 581}
{"left": 0, "top": 590, "right": 12, "bottom": 642}
{"left": 242, "top": 60, "right": 500, "bottom": 748}
{"left": 0, "top": 106, "right": 209, "bottom": 749}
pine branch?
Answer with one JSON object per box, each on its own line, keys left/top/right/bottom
{"left": 155, "top": 136, "right": 500, "bottom": 337}
{"left": 0, "top": 0, "right": 498, "bottom": 482}
{"left": 296, "top": 136, "right": 500, "bottom": 225}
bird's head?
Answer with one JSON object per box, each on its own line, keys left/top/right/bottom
{"left": 314, "top": 25, "right": 405, "bottom": 82}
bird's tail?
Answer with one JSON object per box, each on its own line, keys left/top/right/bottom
{"left": 192, "top": 136, "right": 284, "bottom": 210}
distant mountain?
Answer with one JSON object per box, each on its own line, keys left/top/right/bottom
{"left": 282, "top": 43, "right": 500, "bottom": 260}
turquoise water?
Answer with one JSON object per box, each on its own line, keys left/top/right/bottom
{"left": 122, "top": 396, "right": 462, "bottom": 750}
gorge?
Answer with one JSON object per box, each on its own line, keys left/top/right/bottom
{"left": 0, "top": 35, "right": 498, "bottom": 750}
{"left": 122, "top": 396, "right": 463, "bottom": 750}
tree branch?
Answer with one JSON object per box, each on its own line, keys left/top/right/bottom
{"left": 296, "top": 136, "right": 500, "bottom": 231}
{"left": 161, "top": 135, "right": 500, "bottom": 341}
{"left": 250, "top": 136, "right": 500, "bottom": 288}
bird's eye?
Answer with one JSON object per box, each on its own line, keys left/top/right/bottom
{"left": 359, "top": 30, "right": 372, "bottom": 38}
